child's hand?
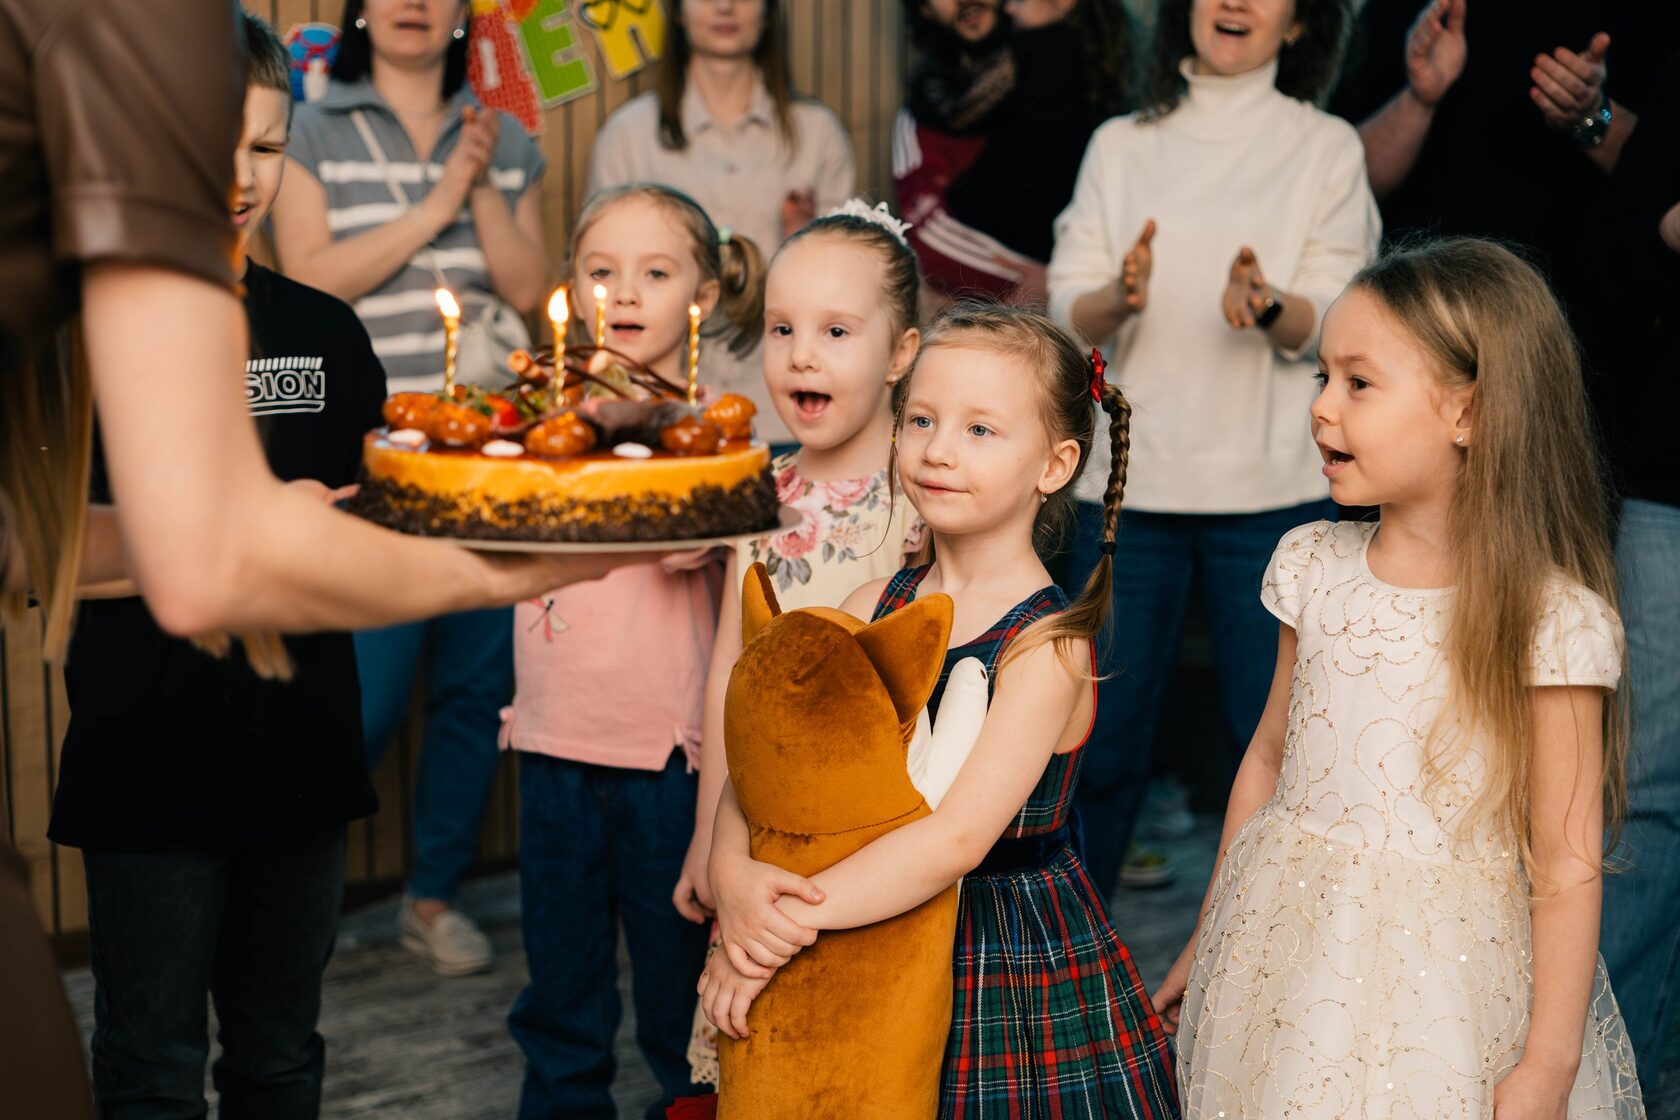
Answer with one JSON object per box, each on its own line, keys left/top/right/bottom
{"left": 710, "top": 851, "right": 823, "bottom": 978}
{"left": 697, "top": 947, "right": 773, "bottom": 1040}
{"left": 1492, "top": 1058, "right": 1574, "bottom": 1119}
{"left": 672, "top": 830, "right": 716, "bottom": 924}
{"left": 1149, "top": 941, "right": 1195, "bottom": 1037}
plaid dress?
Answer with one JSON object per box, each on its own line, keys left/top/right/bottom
{"left": 874, "top": 567, "right": 1180, "bottom": 1120}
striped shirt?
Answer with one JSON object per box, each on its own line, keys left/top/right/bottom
{"left": 289, "top": 79, "right": 546, "bottom": 392}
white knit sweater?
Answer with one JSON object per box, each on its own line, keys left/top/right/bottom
{"left": 1049, "top": 58, "right": 1380, "bottom": 512}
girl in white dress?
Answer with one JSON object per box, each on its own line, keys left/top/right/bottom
{"left": 1153, "top": 238, "right": 1645, "bottom": 1120}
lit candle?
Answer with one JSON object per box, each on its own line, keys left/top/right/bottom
{"left": 547, "top": 285, "right": 569, "bottom": 357}
{"left": 686, "top": 303, "right": 701, "bottom": 406}
{"left": 592, "top": 283, "right": 607, "bottom": 347}
{"left": 435, "top": 287, "right": 461, "bottom": 395}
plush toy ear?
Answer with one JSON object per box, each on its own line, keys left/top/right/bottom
{"left": 740, "top": 562, "right": 782, "bottom": 646}
{"left": 853, "top": 593, "right": 954, "bottom": 728}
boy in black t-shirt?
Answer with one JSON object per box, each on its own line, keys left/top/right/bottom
{"left": 49, "top": 15, "right": 385, "bottom": 1117}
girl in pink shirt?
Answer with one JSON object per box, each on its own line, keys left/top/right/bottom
{"left": 501, "top": 185, "right": 765, "bottom": 1119}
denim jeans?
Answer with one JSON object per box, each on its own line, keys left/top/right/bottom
{"left": 81, "top": 829, "right": 346, "bottom": 1120}
{"left": 1600, "top": 497, "right": 1680, "bottom": 1094}
{"left": 508, "top": 751, "right": 710, "bottom": 1120}
{"left": 354, "top": 607, "right": 513, "bottom": 903}
{"left": 1063, "top": 498, "right": 1338, "bottom": 897}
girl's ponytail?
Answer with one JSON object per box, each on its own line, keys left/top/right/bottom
{"left": 714, "top": 231, "right": 767, "bottom": 357}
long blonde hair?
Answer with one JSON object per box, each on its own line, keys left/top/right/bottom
{"left": 1, "top": 327, "right": 93, "bottom": 661}
{"left": 1354, "top": 238, "right": 1627, "bottom": 880}
{"left": 890, "top": 303, "right": 1131, "bottom": 674}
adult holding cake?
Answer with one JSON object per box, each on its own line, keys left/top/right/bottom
{"left": 586, "top": 0, "right": 856, "bottom": 450}
{"left": 0, "top": 0, "right": 631, "bottom": 1113}
{"left": 1047, "top": 0, "right": 1379, "bottom": 900}
{"left": 267, "top": 0, "right": 552, "bottom": 976}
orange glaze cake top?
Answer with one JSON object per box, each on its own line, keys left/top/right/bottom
{"left": 361, "top": 430, "right": 771, "bottom": 510}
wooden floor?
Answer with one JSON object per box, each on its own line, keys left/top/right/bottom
{"left": 62, "top": 817, "right": 1680, "bottom": 1117}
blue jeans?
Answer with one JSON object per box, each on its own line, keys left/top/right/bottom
{"left": 355, "top": 608, "right": 513, "bottom": 903}
{"left": 1064, "top": 499, "right": 1337, "bottom": 897}
{"left": 1600, "top": 498, "right": 1680, "bottom": 1094}
{"left": 82, "top": 829, "right": 345, "bottom": 1120}
{"left": 508, "top": 751, "right": 709, "bottom": 1120}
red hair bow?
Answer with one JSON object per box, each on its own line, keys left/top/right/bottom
{"left": 1090, "top": 348, "right": 1106, "bottom": 403}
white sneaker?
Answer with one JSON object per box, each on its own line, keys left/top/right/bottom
{"left": 400, "top": 896, "right": 495, "bottom": 976}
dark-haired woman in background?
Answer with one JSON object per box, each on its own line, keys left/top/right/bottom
{"left": 1048, "top": 0, "right": 1379, "bottom": 901}
{"left": 587, "top": 0, "right": 854, "bottom": 448}
{"left": 898, "top": 0, "right": 1135, "bottom": 306}
{"left": 270, "top": 0, "right": 550, "bottom": 978}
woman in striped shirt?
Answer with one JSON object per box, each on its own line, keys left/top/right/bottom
{"left": 270, "top": 0, "right": 549, "bottom": 977}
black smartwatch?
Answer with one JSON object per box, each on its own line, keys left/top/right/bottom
{"left": 1254, "top": 294, "right": 1284, "bottom": 329}
{"left": 1573, "top": 93, "right": 1612, "bottom": 148}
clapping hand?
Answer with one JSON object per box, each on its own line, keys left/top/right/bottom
{"left": 782, "top": 189, "right": 816, "bottom": 239}
{"left": 430, "top": 105, "right": 500, "bottom": 224}
{"left": 1405, "top": 0, "right": 1468, "bottom": 108}
{"left": 1531, "top": 33, "right": 1609, "bottom": 131}
{"left": 1118, "top": 219, "right": 1156, "bottom": 317}
{"left": 1222, "top": 247, "right": 1275, "bottom": 330}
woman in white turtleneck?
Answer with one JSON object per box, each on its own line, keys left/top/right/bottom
{"left": 1046, "top": 0, "right": 1378, "bottom": 898}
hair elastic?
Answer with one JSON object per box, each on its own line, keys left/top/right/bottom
{"left": 1089, "top": 348, "right": 1106, "bottom": 402}
{"left": 717, "top": 227, "right": 732, "bottom": 246}
{"left": 1100, "top": 540, "right": 1118, "bottom": 557}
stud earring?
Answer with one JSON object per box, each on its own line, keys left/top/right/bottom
{"left": 453, "top": 25, "right": 466, "bottom": 39}
{"left": 1455, "top": 434, "right": 1466, "bottom": 446}
{"left": 354, "top": 16, "right": 367, "bottom": 29}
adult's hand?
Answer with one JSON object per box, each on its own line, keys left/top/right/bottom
{"left": 424, "top": 105, "right": 498, "bottom": 231}
{"left": 1405, "top": 0, "right": 1468, "bottom": 109}
{"left": 1119, "top": 219, "right": 1156, "bottom": 316}
{"left": 781, "top": 189, "right": 816, "bottom": 240}
{"left": 1221, "top": 246, "right": 1273, "bottom": 329}
{"left": 1661, "top": 200, "right": 1680, "bottom": 253}
{"left": 1531, "top": 33, "right": 1609, "bottom": 132}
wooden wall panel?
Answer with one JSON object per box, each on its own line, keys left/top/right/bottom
{"left": 4, "top": 0, "right": 906, "bottom": 947}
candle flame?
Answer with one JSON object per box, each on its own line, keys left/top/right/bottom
{"left": 434, "top": 287, "right": 460, "bottom": 320}
{"left": 547, "top": 286, "right": 569, "bottom": 322}
{"left": 592, "top": 283, "right": 608, "bottom": 304}
{"left": 689, "top": 303, "right": 701, "bottom": 318}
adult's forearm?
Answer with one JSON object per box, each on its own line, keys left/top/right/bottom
{"left": 1069, "top": 285, "right": 1129, "bottom": 346}
{"left": 1262, "top": 291, "right": 1318, "bottom": 354}
{"left": 282, "top": 206, "right": 442, "bottom": 304}
{"left": 470, "top": 188, "right": 547, "bottom": 313}
{"left": 1358, "top": 88, "right": 1437, "bottom": 199}
{"left": 1582, "top": 101, "right": 1638, "bottom": 175}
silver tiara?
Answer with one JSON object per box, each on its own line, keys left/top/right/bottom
{"left": 825, "top": 199, "right": 913, "bottom": 246}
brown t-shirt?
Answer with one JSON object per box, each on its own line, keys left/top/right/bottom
{"left": 0, "top": 0, "right": 242, "bottom": 357}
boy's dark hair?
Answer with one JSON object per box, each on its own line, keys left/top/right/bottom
{"left": 331, "top": 0, "right": 471, "bottom": 99}
{"left": 239, "top": 11, "right": 293, "bottom": 118}
{"left": 1139, "top": 0, "right": 1352, "bottom": 120}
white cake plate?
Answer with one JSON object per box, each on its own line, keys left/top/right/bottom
{"left": 433, "top": 506, "right": 803, "bottom": 554}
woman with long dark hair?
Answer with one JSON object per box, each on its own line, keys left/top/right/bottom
{"left": 1048, "top": 0, "right": 1380, "bottom": 900}
{"left": 587, "top": 0, "right": 856, "bottom": 447}
{"left": 269, "top": 0, "right": 552, "bottom": 978}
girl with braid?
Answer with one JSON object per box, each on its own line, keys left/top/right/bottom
{"left": 702, "top": 304, "right": 1180, "bottom": 1118}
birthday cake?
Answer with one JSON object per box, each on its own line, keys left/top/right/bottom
{"left": 346, "top": 346, "right": 779, "bottom": 543}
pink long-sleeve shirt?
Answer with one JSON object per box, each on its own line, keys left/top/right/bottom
{"left": 501, "top": 552, "right": 725, "bottom": 771}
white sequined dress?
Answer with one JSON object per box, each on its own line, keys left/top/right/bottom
{"left": 1178, "top": 520, "right": 1644, "bottom": 1119}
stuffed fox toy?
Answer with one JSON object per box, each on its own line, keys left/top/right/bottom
{"left": 715, "top": 564, "right": 975, "bottom": 1119}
